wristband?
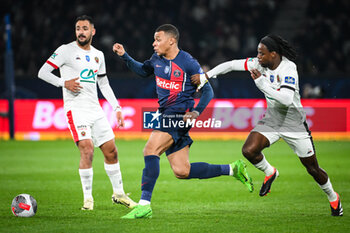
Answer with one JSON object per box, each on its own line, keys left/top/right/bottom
{"left": 115, "top": 106, "right": 122, "bottom": 112}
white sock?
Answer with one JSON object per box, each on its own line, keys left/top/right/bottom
{"left": 139, "top": 199, "right": 150, "bottom": 206}
{"left": 104, "top": 162, "right": 125, "bottom": 195}
{"left": 318, "top": 178, "right": 337, "bottom": 202}
{"left": 79, "top": 168, "right": 93, "bottom": 200}
{"left": 254, "top": 155, "right": 275, "bottom": 176}
{"left": 229, "top": 164, "right": 233, "bottom": 176}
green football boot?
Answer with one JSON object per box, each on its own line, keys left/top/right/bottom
{"left": 232, "top": 159, "right": 254, "bottom": 192}
{"left": 121, "top": 204, "right": 152, "bottom": 219}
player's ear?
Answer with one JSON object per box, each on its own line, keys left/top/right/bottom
{"left": 92, "top": 28, "right": 96, "bottom": 36}
{"left": 271, "top": 51, "right": 277, "bottom": 58}
{"left": 169, "top": 37, "right": 175, "bottom": 46}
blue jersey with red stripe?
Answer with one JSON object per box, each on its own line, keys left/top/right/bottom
{"left": 142, "top": 50, "right": 203, "bottom": 112}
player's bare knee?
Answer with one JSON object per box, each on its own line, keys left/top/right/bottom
{"left": 105, "top": 150, "right": 118, "bottom": 163}
{"left": 242, "top": 145, "right": 255, "bottom": 159}
{"left": 173, "top": 167, "right": 190, "bottom": 179}
{"left": 80, "top": 147, "right": 93, "bottom": 158}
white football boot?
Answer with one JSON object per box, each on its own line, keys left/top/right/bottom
{"left": 112, "top": 193, "right": 137, "bottom": 209}
{"left": 81, "top": 197, "right": 94, "bottom": 210}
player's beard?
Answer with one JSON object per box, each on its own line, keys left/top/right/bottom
{"left": 77, "top": 35, "right": 92, "bottom": 46}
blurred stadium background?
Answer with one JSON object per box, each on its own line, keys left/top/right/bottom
{"left": 1, "top": 0, "right": 350, "bottom": 140}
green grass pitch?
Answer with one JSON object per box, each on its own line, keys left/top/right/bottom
{"left": 0, "top": 139, "right": 349, "bottom": 232}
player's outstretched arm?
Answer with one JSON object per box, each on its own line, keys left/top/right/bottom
{"left": 206, "top": 59, "right": 247, "bottom": 78}
{"left": 112, "top": 43, "right": 151, "bottom": 77}
{"left": 195, "top": 59, "right": 248, "bottom": 90}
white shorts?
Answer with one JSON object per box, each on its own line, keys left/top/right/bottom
{"left": 252, "top": 122, "right": 315, "bottom": 158}
{"left": 66, "top": 109, "right": 114, "bottom": 147}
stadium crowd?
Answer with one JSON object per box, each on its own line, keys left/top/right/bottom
{"left": 1, "top": 0, "right": 349, "bottom": 77}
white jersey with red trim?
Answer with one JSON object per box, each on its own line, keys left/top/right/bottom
{"left": 244, "top": 56, "right": 306, "bottom": 127}
{"left": 46, "top": 41, "right": 106, "bottom": 114}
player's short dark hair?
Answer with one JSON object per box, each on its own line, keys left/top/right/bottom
{"left": 260, "top": 34, "right": 297, "bottom": 62}
{"left": 75, "top": 15, "right": 94, "bottom": 26}
{"left": 155, "top": 24, "right": 180, "bottom": 42}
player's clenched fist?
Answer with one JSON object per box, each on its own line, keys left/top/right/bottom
{"left": 113, "top": 43, "right": 125, "bottom": 56}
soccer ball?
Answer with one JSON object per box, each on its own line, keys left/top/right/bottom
{"left": 11, "top": 194, "right": 37, "bottom": 217}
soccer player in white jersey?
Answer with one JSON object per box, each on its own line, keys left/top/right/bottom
{"left": 38, "top": 15, "right": 136, "bottom": 210}
{"left": 196, "top": 34, "right": 343, "bottom": 216}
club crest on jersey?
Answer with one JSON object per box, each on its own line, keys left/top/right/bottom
{"left": 95, "top": 57, "right": 99, "bottom": 63}
{"left": 86, "top": 55, "right": 90, "bottom": 62}
{"left": 173, "top": 69, "right": 181, "bottom": 77}
{"left": 277, "top": 75, "right": 281, "bottom": 82}
{"left": 81, "top": 131, "right": 86, "bottom": 136}
{"left": 164, "top": 66, "right": 170, "bottom": 74}
{"left": 270, "top": 75, "right": 274, "bottom": 83}
{"left": 80, "top": 69, "right": 97, "bottom": 83}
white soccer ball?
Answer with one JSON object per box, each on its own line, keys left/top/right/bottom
{"left": 11, "top": 194, "right": 37, "bottom": 217}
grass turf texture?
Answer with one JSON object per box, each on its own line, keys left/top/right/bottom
{"left": 0, "top": 139, "right": 349, "bottom": 232}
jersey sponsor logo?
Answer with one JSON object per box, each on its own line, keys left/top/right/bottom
{"left": 270, "top": 75, "right": 274, "bottom": 83}
{"left": 156, "top": 76, "right": 181, "bottom": 91}
{"left": 50, "top": 53, "right": 58, "bottom": 59}
{"left": 77, "top": 125, "right": 87, "bottom": 130}
{"left": 80, "top": 69, "right": 98, "bottom": 83}
{"left": 76, "top": 56, "right": 81, "bottom": 60}
{"left": 284, "top": 76, "right": 295, "bottom": 84}
{"left": 85, "top": 55, "right": 90, "bottom": 62}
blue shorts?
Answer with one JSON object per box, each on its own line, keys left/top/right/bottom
{"left": 157, "top": 111, "right": 193, "bottom": 156}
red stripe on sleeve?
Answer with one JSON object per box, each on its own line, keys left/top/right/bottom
{"left": 46, "top": 60, "right": 59, "bottom": 69}
{"left": 66, "top": 111, "right": 79, "bottom": 142}
{"left": 244, "top": 58, "right": 249, "bottom": 71}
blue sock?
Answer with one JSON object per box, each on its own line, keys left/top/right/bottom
{"left": 140, "top": 155, "right": 160, "bottom": 202}
{"left": 187, "top": 162, "right": 230, "bottom": 179}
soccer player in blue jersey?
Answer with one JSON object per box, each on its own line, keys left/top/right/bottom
{"left": 113, "top": 24, "right": 254, "bottom": 219}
